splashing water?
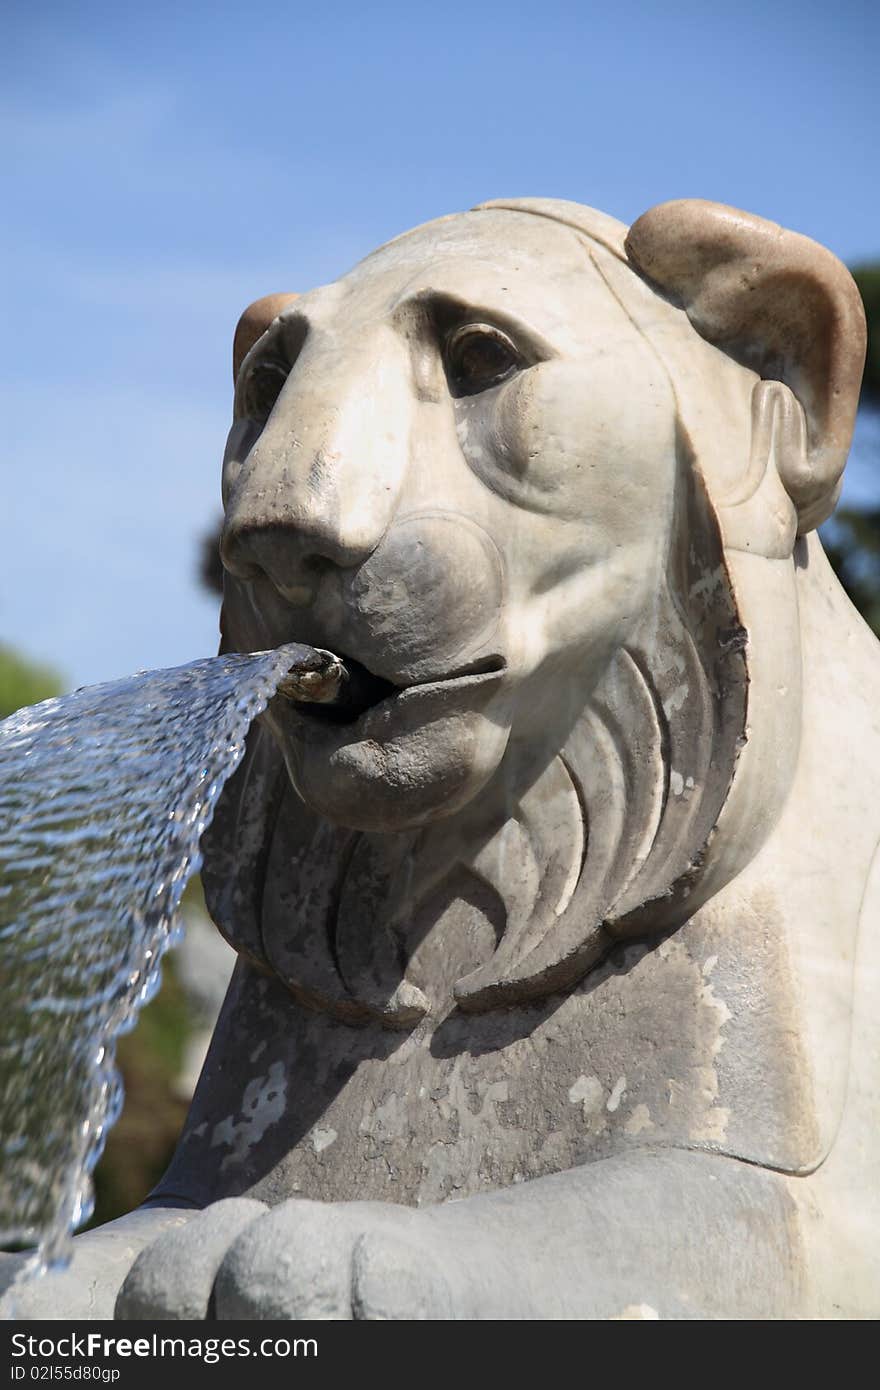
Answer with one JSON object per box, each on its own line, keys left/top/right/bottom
{"left": 0, "top": 643, "right": 321, "bottom": 1273}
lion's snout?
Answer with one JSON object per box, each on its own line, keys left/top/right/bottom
{"left": 225, "top": 501, "right": 508, "bottom": 690}
{"left": 222, "top": 327, "right": 414, "bottom": 599}
{"left": 346, "top": 512, "right": 505, "bottom": 683}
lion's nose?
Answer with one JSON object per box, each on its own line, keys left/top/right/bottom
{"left": 221, "top": 478, "right": 385, "bottom": 596}
{"left": 221, "top": 341, "right": 412, "bottom": 598}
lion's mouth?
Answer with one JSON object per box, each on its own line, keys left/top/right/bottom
{"left": 285, "top": 654, "right": 397, "bottom": 726}
{"left": 276, "top": 650, "right": 506, "bottom": 728}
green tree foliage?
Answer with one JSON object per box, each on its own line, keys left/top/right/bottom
{"left": 823, "top": 265, "right": 880, "bottom": 638}
{"left": 824, "top": 507, "right": 880, "bottom": 636}
{"left": 852, "top": 266, "right": 880, "bottom": 406}
{"left": 200, "top": 517, "right": 225, "bottom": 598}
{"left": 0, "top": 644, "right": 63, "bottom": 720}
{"left": 89, "top": 964, "right": 190, "bottom": 1228}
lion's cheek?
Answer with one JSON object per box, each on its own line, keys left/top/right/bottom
{"left": 346, "top": 513, "right": 504, "bottom": 683}
{"left": 477, "top": 359, "right": 675, "bottom": 679}
{"left": 485, "top": 358, "right": 676, "bottom": 536}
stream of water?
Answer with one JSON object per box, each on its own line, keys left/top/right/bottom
{"left": 0, "top": 644, "right": 317, "bottom": 1273}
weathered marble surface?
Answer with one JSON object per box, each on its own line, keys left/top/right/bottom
{"left": 5, "top": 198, "right": 878, "bottom": 1320}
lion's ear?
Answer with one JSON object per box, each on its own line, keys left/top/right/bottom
{"left": 625, "top": 200, "right": 866, "bottom": 533}
{"left": 232, "top": 292, "right": 299, "bottom": 383}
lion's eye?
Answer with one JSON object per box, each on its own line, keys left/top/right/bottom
{"left": 445, "top": 324, "right": 522, "bottom": 396}
{"left": 242, "top": 360, "right": 289, "bottom": 421}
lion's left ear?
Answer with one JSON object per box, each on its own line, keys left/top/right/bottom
{"left": 625, "top": 200, "right": 866, "bottom": 533}
{"left": 232, "top": 292, "right": 299, "bottom": 383}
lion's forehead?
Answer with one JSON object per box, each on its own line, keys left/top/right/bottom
{"left": 351, "top": 208, "right": 582, "bottom": 274}
{"left": 312, "top": 210, "right": 637, "bottom": 351}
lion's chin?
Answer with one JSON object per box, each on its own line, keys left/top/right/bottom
{"left": 267, "top": 672, "right": 511, "bottom": 832}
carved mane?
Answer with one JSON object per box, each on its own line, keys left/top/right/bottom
{"left": 203, "top": 196, "right": 866, "bottom": 1025}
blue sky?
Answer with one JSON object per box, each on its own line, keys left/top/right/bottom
{"left": 3, "top": 0, "right": 879, "bottom": 689}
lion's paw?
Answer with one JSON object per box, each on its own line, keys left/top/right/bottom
{"left": 114, "top": 1197, "right": 267, "bottom": 1320}
{"left": 115, "top": 1197, "right": 457, "bottom": 1321}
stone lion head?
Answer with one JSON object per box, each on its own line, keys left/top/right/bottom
{"left": 203, "top": 198, "right": 865, "bottom": 1027}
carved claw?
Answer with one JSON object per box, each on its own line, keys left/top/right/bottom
{"left": 115, "top": 1198, "right": 461, "bottom": 1321}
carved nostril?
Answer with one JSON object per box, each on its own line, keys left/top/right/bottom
{"left": 219, "top": 520, "right": 336, "bottom": 605}
{"left": 270, "top": 556, "right": 334, "bottom": 607}
{"left": 275, "top": 582, "right": 316, "bottom": 608}
{"left": 299, "top": 553, "right": 335, "bottom": 579}
{"left": 219, "top": 522, "right": 263, "bottom": 582}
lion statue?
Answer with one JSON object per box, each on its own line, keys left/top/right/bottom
{"left": 10, "top": 197, "right": 880, "bottom": 1319}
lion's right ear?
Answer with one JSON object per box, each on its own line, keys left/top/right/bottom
{"left": 625, "top": 201, "right": 866, "bottom": 533}
{"left": 232, "top": 293, "right": 299, "bottom": 383}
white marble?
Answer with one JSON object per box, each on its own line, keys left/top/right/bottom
{"left": 7, "top": 197, "right": 877, "bottom": 1320}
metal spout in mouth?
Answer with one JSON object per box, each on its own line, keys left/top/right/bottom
{"left": 275, "top": 647, "right": 400, "bottom": 725}
{"left": 276, "top": 648, "right": 347, "bottom": 705}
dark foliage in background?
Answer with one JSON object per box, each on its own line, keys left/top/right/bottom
{"left": 824, "top": 506, "right": 880, "bottom": 636}
{"left": 0, "top": 646, "right": 62, "bottom": 719}
{"left": 852, "top": 266, "right": 880, "bottom": 406}
{"left": 823, "top": 264, "right": 880, "bottom": 638}
{"left": 199, "top": 520, "right": 225, "bottom": 599}
{"left": 89, "top": 970, "right": 189, "bottom": 1227}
